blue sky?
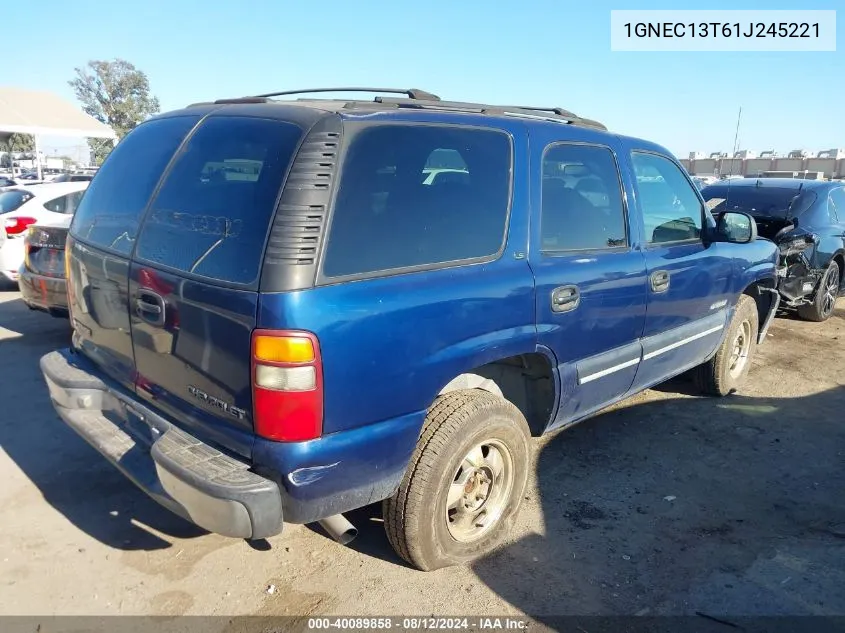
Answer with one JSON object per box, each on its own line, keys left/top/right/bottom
{"left": 4, "top": 0, "right": 842, "bottom": 159}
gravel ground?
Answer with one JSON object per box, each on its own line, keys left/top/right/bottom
{"left": 1, "top": 287, "right": 844, "bottom": 626}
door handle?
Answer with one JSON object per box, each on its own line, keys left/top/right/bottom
{"left": 551, "top": 285, "right": 580, "bottom": 313}
{"left": 135, "top": 290, "right": 165, "bottom": 326}
{"left": 650, "top": 270, "right": 671, "bottom": 293}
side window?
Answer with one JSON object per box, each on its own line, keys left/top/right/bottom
{"left": 43, "top": 191, "right": 84, "bottom": 214}
{"left": 631, "top": 152, "right": 703, "bottom": 244}
{"left": 322, "top": 125, "right": 512, "bottom": 278}
{"left": 829, "top": 188, "right": 845, "bottom": 223}
{"left": 541, "top": 144, "right": 627, "bottom": 251}
{"left": 134, "top": 117, "right": 303, "bottom": 286}
{"left": 43, "top": 193, "right": 70, "bottom": 213}
{"left": 71, "top": 116, "right": 200, "bottom": 255}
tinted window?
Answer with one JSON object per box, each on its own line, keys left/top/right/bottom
{"left": 134, "top": 116, "right": 302, "bottom": 286}
{"left": 541, "top": 144, "right": 627, "bottom": 251}
{"left": 702, "top": 185, "right": 817, "bottom": 220}
{"left": 0, "top": 178, "right": 14, "bottom": 187}
{"left": 322, "top": 124, "right": 511, "bottom": 278}
{"left": 43, "top": 190, "right": 85, "bottom": 214}
{"left": 829, "top": 188, "right": 845, "bottom": 223}
{"left": 71, "top": 116, "right": 199, "bottom": 255}
{"left": 632, "top": 152, "right": 702, "bottom": 244}
{"left": 0, "top": 190, "right": 33, "bottom": 213}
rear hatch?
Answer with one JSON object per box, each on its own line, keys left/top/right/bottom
{"left": 66, "top": 111, "right": 305, "bottom": 458}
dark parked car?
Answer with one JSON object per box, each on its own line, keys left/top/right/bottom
{"left": 40, "top": 87, "right": 778, "bottom": 572}
{"left": 702, "top": 178, "right": 845, "bottom": 322}
{"left": 18, "top": 217, "right": 71, "bottom": 317}
{"left": 50, "top": 173, "right": 94, "bottom": 183}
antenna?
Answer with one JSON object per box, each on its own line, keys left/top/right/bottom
{"left": 724, "top": 106, "right": 742, "bottom": 209}
{"left": 729, "top": 106, "right": 742, "bottom": 178}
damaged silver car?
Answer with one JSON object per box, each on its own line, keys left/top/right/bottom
{"left": 702, "top": 178, "right": 845, "bottom": 322}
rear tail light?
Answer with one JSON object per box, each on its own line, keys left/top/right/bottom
{"left": 65, "top": 240, "right": 75, "bottom": 321}
{"left": 251, "top": 329, "right": 323, "bottom": 442}
{"left": 4, "top": 216, "right": 37, "bottom": 236}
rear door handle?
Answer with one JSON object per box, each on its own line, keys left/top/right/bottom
{"left": 135, "top": 289, "right": 165, "bottom": 326}
{"left": 551, "top": 285, "right": 580, "bottom": 313}
{"left": 650, "top": 270, "right": 670, "bottom": 293}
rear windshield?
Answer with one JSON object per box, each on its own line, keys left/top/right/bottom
{"left": 0, "top": 189, "right": 34, "bottom": 213}
{"left": 702, "top": 185, "right": 818, "bottom": 220}
{"left": 134, "top": 116, "right": 302, "bottom": 285}
{"left": 71, "top": 116, "right": 200, "bottom": 254}
{"left": 322, "top": 124, "right": 512, "bottom": 278}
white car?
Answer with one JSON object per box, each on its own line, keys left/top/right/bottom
{"left": 0, "top": 181, "right": 89, "bottom": 282}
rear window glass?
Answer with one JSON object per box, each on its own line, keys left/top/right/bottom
{"left": 134, "top": 116, "right": 302, "bottom": 285}
{"left": 71, "top": 116, "right": 199, "bottom": 254}
{"left": 322, "top": 124, "right": 511, "bottom": 278}
{"left": 0, "top": 190, "right": 33, "bottom": 213}
{"left": 43, "top": 190, "right": 85, "bottom": 215}
{"left": 702, "top": 185, "right": 817, "bottom": 220}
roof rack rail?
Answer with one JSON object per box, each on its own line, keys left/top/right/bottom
{"left": 249, "top": 87, "right": 441, "bottom": 101}
{"left": 212, "top": 97, "right": 271, "bottom": 105}
{"left": 373, "top": 97, "right": 607, "bottom": 131}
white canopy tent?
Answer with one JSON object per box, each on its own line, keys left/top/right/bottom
{"left": 0, "top": 87, "right": 117, "bottom": 179}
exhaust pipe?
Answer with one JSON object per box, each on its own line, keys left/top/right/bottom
{"left": 317, "top": 514, "right": 358, "bottom": 545}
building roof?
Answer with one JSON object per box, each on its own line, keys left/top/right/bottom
{"left": 0, "top": 87, "right": 117, "bottom": 142}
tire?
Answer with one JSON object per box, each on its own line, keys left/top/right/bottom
{"left": 797, "top": 261, "right": 840, "bottom": 323}
{"left": 383, "top": 389, "right": 531, "bottom": 571}
{"left": 694, "top": 294, "right": 759, "bottom": 397}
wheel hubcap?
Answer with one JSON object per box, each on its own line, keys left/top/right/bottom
{"left": 822, "top": 270, "right": 838, "bottom": 317}
{"left": 446, "top": 440, "right": 514, "bottom": 543}
{"left": 728, "top": 320, "right": 752, "bottom": 379}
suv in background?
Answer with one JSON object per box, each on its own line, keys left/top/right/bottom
{"left": 40, "top": 88, "right": 779, "bottom": 571}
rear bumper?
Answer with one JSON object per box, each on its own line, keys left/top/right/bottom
{"left": 18, "top": 269, "right": 69, "bottom": 317}
{"left": 40, "top": 348, "right": 284, "bottom": 539}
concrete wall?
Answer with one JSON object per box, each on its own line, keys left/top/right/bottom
{"left": 806, "top": 158, "right": 838, "bottom": 176}
{"left": 684, "top": 156, "right": 842, "bottom": 179}
{"left": 745, "top": 159, "right": 773, "bottom": 176}
{"left": 691, "top": 159, "right": 718, "bottom": 175}
{"left": 772, "top": 158, "right": 805, "bottom": 172}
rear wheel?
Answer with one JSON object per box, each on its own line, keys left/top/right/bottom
{"left": 797, "top": 261, "right": 840, "bottom": 323}
{"left": 383, "top": 390, "right": 531, "bottom": 571}
{"left": 694, "top": 294, "right": 758, "bottom": 397}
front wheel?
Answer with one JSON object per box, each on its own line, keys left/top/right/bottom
{"left": 797, "top": 261, "right": 840, "bottom": 323}
{"left": 694, "top": 294, "right": 759, "bottom": 397}
{"left": 383, "top": 390, "right": 531, "bottom": 571}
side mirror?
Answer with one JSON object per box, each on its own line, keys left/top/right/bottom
{"left": 716, "top": 211, "right": 757, "bottom": 244}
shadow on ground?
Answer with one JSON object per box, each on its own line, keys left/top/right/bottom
{"left": 0, "top": 296, "right": 205, "bottom": 551}
{"left": 471, "top": 385, "right": 845, "bottom": 621}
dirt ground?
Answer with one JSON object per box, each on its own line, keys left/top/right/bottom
{"left": 1, "top": 287, "right": 844, "bottom": 624}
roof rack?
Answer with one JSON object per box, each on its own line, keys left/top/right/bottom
{"left": 248, "top": 87, "right": 441, "bottom": 101}
{"left": 371, "top": 97, "right": 607, "bottom": 131}
{"left": 198, "top": 88, "right": 606, "bottom": 131}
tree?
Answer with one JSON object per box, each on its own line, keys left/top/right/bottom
{"left": 0, "top": 133, "right": 35, "bottom": 169}
{"left": 68, "top": 59, "right": 160, "bottom": 164}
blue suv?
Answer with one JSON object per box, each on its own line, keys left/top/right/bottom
{"left": 40, "top": 88, "right": 779, "bottom": 571}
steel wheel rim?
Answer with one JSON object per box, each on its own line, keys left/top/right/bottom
{"left": 728, "top": 320, "right": 752, "bottom": 379}
{"left": 821, "top": 269, "right": 838, "bottom": 317}
{"left": 445, "top": 439, "right": 514, "bottom": 543}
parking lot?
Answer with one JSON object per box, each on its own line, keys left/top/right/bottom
{"left": 1, "top": 286, "right": 844, "bottom": 621}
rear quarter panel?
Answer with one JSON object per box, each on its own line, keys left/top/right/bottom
{"left": 258, "top": 259, "right": 536, "bottom": 436}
